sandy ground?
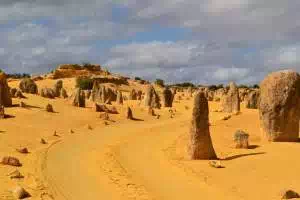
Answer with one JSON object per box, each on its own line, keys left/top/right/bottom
{"left": 0, "top": 78, "right": 299, "bottom": 199}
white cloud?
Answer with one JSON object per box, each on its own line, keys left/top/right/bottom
{"left": 0, "top": 0, "right": 300, "bottom": 84}
{"left": 211, "top": 67, "right": 251, "bottom": 82}
{"left": 106, "top": 41, "right": 198, "bottom": 68}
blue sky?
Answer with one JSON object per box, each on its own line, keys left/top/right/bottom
{"left": 1, "top": 0, "right": 300, "bottom": 84}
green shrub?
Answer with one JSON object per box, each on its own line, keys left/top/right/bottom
{"left": 217, "top": 84, "right": 224, "bottom": 89}
{"left": 252, "top": 84, "right": 259, "bottom": 89}
{"left": 239, "top": 84, "right": 249, "bottom": 89}
{"left": 7, "top": 73, "right": 30, "bottom": 79}
{"left": 76, "top": 77, "right": 93, "bottom": 90}
{"left": 82, "top": 62, "right": 97, "bottom": 71}
{"left": 208, "top": 85, "right": 218, "bottom": 91}
{"left": 134, "top": 77, "right": 141, "bottom": 81}
{"left": 154, "top": 79, "right": 165, "bottom": 87}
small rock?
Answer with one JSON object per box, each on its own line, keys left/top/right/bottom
{"left": 233, "top": 111, "right": 241, "bottom": 116}
{"left": 221, "top": 115, "right": 231, "bottom": 121}
{"left": 69, "top": 129, "right": 74, "bottom": 134}
{"left": 103, "top": 121, "right": 109, "bottom": 126}
{"left": 19, "top": 101, "right": 26, "bottom": 108}
{"left": 12, "top": 186, "right": 30, "bottom": 199}
{"left": 99, "top": 112, "right": 110, "bottom": 121}
{"left": 156, "top": 115, "right": 160, "bottom": 119}
{"left": 16, "top": 148, "right": 29, "bottom": 154}
{"left": 45, "top": 103, "right": 54, "bottom": 112}
{"left": 281, "top": 190, "right": 300, "bottom": 199}
{"left": 209, "top": 160, "right": 224, "bottom": 168}
{"left": 86, "top": 124, "right": 92, "bottom": 130}
{"left": 8, "top": 170, "right": 24, "bottom": 179}
{"left": 53, "top": 130, "right": 58, "bottom": 136}
{"left": 40, "top": 138, "right": 47, "bottom": 144}
{"left": 1, "top": 156, "right": 22, "bottom": 167}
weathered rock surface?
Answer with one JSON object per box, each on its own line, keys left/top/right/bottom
{"left": 259, "top": 70, "right": 300, "bottom": 142}
{"left": 187, "top": 92, "right": 217, "bottom": 160}
{"left": 19, "top": 78, "right": 38, "bottom": 94}
{"left": 221, "top": 82, "right": 240, "bottom": 113}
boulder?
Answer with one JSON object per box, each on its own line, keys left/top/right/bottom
{"left": 234, "top": 130, "right": 249, "bottom": 149}
{"left": 12, "top": 186, "right": 30, "bottom": 199}
{"left": 39, "top": 87, "right": 56, "bottom": 99}
{"left": 280, "top": 190, "right": 300, "bottom": 199}
{"left": 1, "top": 156, "right": 22, "bottom": 166}
{"left": 45, "top": 103, "right": 54, "bottom": 112}
{"left": 19, "top": 78, "right": 38, "bottom": 94}
{"left": 259, "top": 70, "right": 300, "bottom": 142}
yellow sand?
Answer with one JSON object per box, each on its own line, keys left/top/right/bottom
{"left": 0, "top": 78, "right": 298, "bottom": 199}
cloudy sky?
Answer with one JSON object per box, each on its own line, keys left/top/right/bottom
{"left": 1, "top": 0, "right": 300, "bottom": 85}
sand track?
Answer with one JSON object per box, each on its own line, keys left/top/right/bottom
{"left": 5, "top": 79, "right": 300, "bottom": 200}
{"left": 41, "top": 104, "right": 300, "bottom": 200}
{"left": 42, "top": 110, "right": 240, "bottom": 200}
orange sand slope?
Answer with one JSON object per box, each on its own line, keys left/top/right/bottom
{"left": 0, "top": 78, "right": 299, "bottom": 200}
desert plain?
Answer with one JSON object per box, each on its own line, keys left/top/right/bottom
{"left": 0, "top": 66, "right": 299, "bottom": 200}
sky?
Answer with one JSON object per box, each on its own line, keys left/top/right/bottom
{"left": 1, "top": 0, "right": 300, "bottom": 85}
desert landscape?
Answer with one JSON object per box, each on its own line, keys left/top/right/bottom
{"left": 0, "top": 64, "right": 299, "bottom": 200}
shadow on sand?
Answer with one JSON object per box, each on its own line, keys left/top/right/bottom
{"left": 248, "top": 145, "right": 260, "bottom": 149}
{"left": 4, "top": 114, "right": 15, "bottom": 119}
{"left": 131, "top": 117, "right": 144, "bottom": 121}
{"left": 222, "top": 152, "right": 266, "bottom": 161}
{"left": 23, "top": 104, "right": 42, "bottom": 109}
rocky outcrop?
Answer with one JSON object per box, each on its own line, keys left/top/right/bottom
{"left": 0, "top": 73, "right": 12, "bottom": 107}
{"left": 259, "top": 70, "right": 300, "bottom": 142}
{"left": 116, "top": 91, "right": 123, "bottom": 105}
{"left": 72, "top": 88, "right": 86, "bottom": 107}
{"left": 161, "top": 87, "right": 174, "bottom": 107}
{"left": 221, "top": 82, "right": 240, "bottom": 113}
{"left": 19, "top": 78, "right": 38, "bottom": 94}
{"left": 187, "top": 92, "right": 217, "bottom": 160}
{"left": 144, "top": 85, "right": 161, "bottom": 109}
{"left": 126, "top": 107, "right": 133, "bottom": 119}
{"left": 129, "top": 89, "right": 137, "bottom": 100}
{"left": 90, "top": 83, "right": 117, "bottom": 104}
{"left": 39, "top": 87, "right": 56, "bottom": 99}
{"left": 245, "top": 90, "right": 260, "bottom": 109}
{"left": 53, "top": 80, "right": 63, "bottom": 97}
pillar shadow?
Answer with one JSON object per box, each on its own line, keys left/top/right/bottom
{"left": 221, "top": 152, "right": 266, "bottom": 161}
